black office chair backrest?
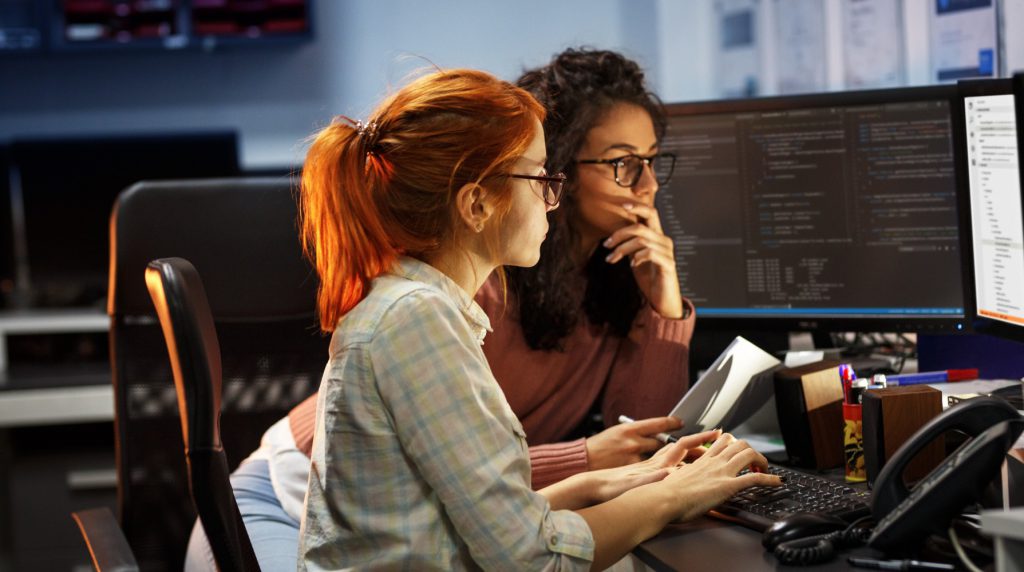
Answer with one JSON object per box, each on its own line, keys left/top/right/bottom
{"left": 146, "top": 257, "right": 260, "bottom": 572}
{"left": 109, "top": 178, "right": 328, "bottom": 570}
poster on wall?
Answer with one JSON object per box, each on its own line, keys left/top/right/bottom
{"left": 772, "top": 0, "right": 827, "bottom": 94}
{"left": 929, "top": 0, "right": 998, "bottom": 82}
{"left": 1002, "top": 0, "right": 1024, "bottom": 74}
{"left": 714, "top": 0, "right": 762, "bottom": 98}
{"left": 841, "top": 0, "right": 905, "bottom": 89}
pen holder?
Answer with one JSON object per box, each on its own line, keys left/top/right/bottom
{"left": 843, "top": 403, "right": 866, "bottom": 483}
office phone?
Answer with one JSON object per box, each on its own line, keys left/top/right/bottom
{"left": 867, "top": 396, "right": 1022, "bottom": 552}
{"left": 762, "top": 396, "right": 1022, "bottom": 564}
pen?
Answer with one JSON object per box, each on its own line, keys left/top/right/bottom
{"left": 880, "top": 368, "right": 978, "bottom": 386}
{"left": 847, "top": 557, "right": 954, "bottom": 571}
{"left": 617, "top": 415, "right": 678, "bottom": 444}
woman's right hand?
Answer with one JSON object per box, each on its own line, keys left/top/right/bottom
{"left": 585, "top": 416, "right": 684, "bottom": 470}
{"left": 659, "top": 433, "right": 782, "bottom": 523}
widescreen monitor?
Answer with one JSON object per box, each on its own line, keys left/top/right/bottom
{"left": 954, "top": 77, "right": 1024, "bottom": 343}
{"left": 657, "top": 85, "right": 968, "bottom": 333}
{"left": 8, "top": 131, "right": 238, "bottom": 309}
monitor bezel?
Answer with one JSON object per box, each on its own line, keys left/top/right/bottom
{"left": 955, "top": 76, "right": 1024, "bottom": 344}
{"left": 661, "top": 84, "right": 969, "bottom": 333}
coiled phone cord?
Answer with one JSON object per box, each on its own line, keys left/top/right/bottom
{"left": 772, "top": 518, "right": 873, "bottom": 566}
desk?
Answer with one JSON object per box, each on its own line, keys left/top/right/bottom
{"left": 634, "top": 517, "right": 888, "bottom": 571}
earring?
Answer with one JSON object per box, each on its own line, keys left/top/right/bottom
{"left": 475, "top": 224, "right": 484, "bottom": 233}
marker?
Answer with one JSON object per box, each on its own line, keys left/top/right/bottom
{"left": 878, "top": 369, "right": 979, "bottom": 386}
{"left": 617, "top": 415, "right": 678, "bottom": 444}
{"left": 848, "top": 556, "right": 954, "bottom": 571}
{"left": 848, "top": 378, "right": 868, "bottom": 404}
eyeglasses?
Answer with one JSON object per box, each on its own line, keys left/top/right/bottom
{"left": 506, "top": 172, "right": 567, "bottom": 207}
{"left": 577, "top": 152, "right": 677, "bottom": 188}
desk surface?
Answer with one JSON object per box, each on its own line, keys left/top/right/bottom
{"left": 634, "top": 517, "right": 888, "bottom": 571}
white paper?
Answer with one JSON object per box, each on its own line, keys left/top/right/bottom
{"left": 773, "top": 0, "right": 827, "bottom": 94}
{"left": 841, "top": 0, "right": 905, "bottom": 89}
{"left": 784, "top": 350, "right": 825, "bottom": 368}
{"left": 714, "top": 0, "right": 762, "bottom": 98}
{"left": 929, "top": 0, "right": 998, "bottom": 83}
{"left": 668, "top": 336, "right": 782, "bottom": 434}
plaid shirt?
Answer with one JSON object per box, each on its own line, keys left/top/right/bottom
{"left": 299, "top": 257, "right": 595, "bottom": 571}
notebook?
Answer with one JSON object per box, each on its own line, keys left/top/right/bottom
{"left": 669, "top": 336, "right": 782, "bottom": 437}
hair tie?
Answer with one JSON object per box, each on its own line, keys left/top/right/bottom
{"left": 355, "top": 120, "right": 381, "bottom": 154}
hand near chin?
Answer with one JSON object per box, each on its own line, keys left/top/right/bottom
{"left": 603, "top": 202, "right": 684, "bottom": 319}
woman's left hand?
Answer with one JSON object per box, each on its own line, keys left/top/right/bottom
{"left": 603, "top": 202, "right": 684, "bottom": 319}
{"left": 584, "top": 429, "right": 722, "bottom": 505}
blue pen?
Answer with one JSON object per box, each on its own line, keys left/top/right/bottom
{"left": 882, "top": 368, "right": 978, "bottom": 386}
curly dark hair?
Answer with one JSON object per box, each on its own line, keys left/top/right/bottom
{"left": 508, "top": 48, "right": 667, "bottom": 350}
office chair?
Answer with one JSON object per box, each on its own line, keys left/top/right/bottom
{"left": 73, "top": 178, "right": 328, "bottom": 571}
{"left": 146, "top": 257, "right": 260, "bottom": 572}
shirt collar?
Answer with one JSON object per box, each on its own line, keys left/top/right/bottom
{"left": 392, "top": 257, "right": 492, "bottom": 343}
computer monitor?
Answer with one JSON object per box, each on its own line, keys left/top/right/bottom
{"left": 8, "top": 131, "right": 239, "bottom": 308}
{"left": 953, "top": 77, "right": 1024, "bottom": 343}
{"left": 657, "top": 85, "right": 968, "bottom": 333}
{"left": 0, "top": 144, "right": 13, "bottom": 305}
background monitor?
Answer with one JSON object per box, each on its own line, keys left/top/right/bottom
{"left": 953, "top": 76, "right": 1024, "bottom": 344}
{"left": 0, "top": 0, "right": 44, "bottom": 53}
{"left": 657, "top": 85, "right": 968, "bottom": 333}
{"left": 8, "top": 131, "right": 239, "bottom": 309}
{"left": 0, "top": 144, "right": 13, "bottom": 305}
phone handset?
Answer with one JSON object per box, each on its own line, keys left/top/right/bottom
{"left": 868, "top": 396, "right": 1022, "bottom": 552}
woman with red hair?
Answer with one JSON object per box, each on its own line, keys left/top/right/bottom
{"left": 290, "top": 68, "right": 778, "bottom": 570}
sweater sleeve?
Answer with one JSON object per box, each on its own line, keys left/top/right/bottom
{"left": 288, "top": 393, "right": 318, "bottom": 458}
{"left": 600, "top": 297, "right": 696, "bottom": 428}
{"left": 528, "top": 438, "right": 589, "bottom": 490}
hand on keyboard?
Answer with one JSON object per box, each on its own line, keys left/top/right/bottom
{"left": 712, "top": 464, "right": 872, "bottom": 531}
{"left": 660, "top": 433, "right": 784, "bottom": 522}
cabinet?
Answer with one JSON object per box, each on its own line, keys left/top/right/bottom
{"left": 0, "top": 310, "right": 116, "bottom": 572}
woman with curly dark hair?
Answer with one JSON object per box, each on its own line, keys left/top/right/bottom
{"left": 479, "top": 47, "right": 695, "bottom": 480}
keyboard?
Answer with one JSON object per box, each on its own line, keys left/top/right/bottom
{"left": 711, "top": 464, "right": 873, "bottom": 532}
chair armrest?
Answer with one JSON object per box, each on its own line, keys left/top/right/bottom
{"left": 71, "top": 507, "right": 140, "bottom": 572}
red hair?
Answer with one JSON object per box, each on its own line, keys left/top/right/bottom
{"left": 300, "top": 69, "right": 545, "bottom": 332}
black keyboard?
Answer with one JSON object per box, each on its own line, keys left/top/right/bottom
{"left": 711, "top": 464, "right": 873, "bottom": 532}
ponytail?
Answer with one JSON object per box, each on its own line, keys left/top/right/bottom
{"left": 300, "top": 118, "right": 397, "bottom": 331}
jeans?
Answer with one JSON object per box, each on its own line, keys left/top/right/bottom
{"left": 183, "top": 459, "right": 301, "bottom": 572}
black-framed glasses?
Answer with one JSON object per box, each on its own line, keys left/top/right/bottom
{"left": 506, "top": 172, "right": 567, "bottom": 207}
{"left": 577, "top": 152, "right": 676, "bottom": 188}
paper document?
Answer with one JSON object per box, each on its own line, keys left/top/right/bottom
{"left": 669, "top": 336, "right": 782, "bottom": 435}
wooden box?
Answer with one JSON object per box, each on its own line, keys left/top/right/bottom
{"left": 773, "top": 360, "right": 844, "bottom": 470}
{"left": 862, "top": 385, "right": 944, "bottom": 485}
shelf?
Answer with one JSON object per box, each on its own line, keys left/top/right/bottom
{"left": 0, "top": 309, "right": 108, "bottom": 334}
{"left": 0, "top": 309, "right": 108, "bottom": 374}
{"left": 0, "top": 384, "right": 112, "bottom": 428}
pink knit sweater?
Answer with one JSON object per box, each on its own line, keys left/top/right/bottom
{"left": 290, "top": 275, "right": 695, "bottom": 489}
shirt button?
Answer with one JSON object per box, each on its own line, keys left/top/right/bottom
{"left": 549, "top": 535, "right": 559, "bottom": 546}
